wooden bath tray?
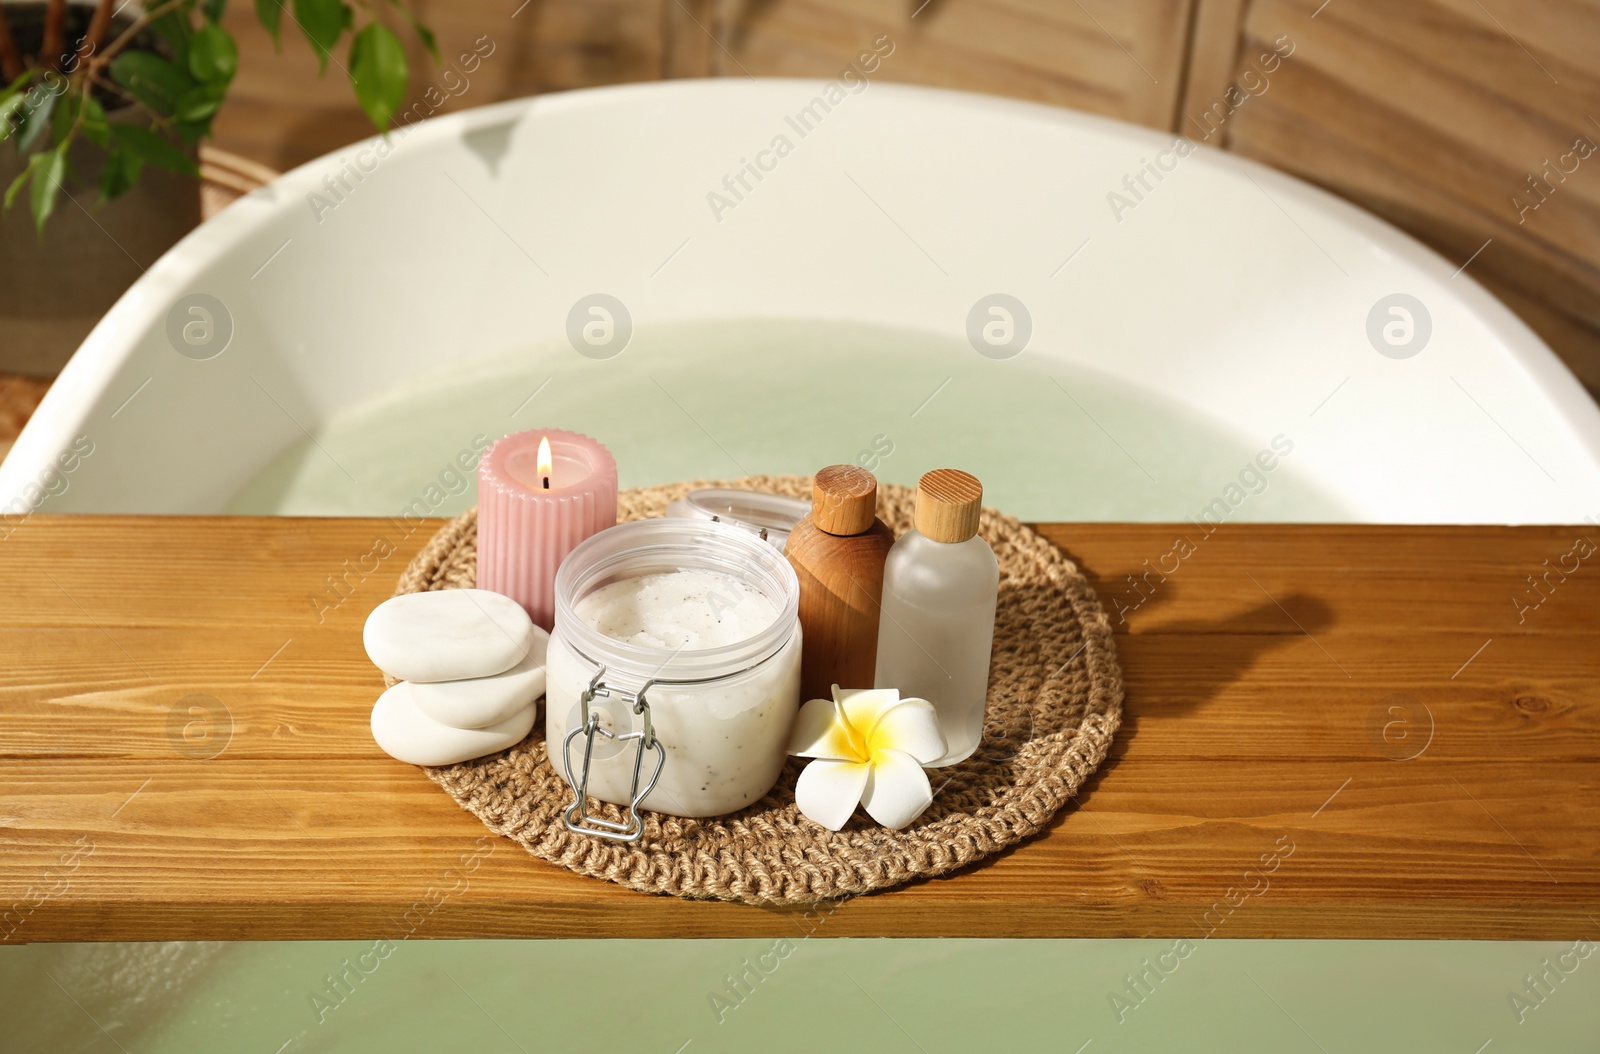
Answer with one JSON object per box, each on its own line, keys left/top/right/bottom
{"left": 0, "top": 516, "right": 1595, "bottom": 942}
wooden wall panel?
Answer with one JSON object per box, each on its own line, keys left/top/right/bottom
{"left": 705, "top": 0, "right": 1196, "bottom": 128}
{"left": 1214, "top": 0, "right": 1600, "bottom": 393}
{"left": 663, "top": 0, "right": 720, "bottom": 78}
{"left": 1179, "top": 0, "right": 1249, "bottom": 138}
{"left": 212, "top": 0, "right": 666, "bottom": 172}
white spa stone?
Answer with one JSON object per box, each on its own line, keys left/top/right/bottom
{"left": 363, "top": 589, "right": 533, "bottom": 683}
{"left": 370, "top": 681, "right": 536, "bottom": 766}
{"left": 407, "top": 626, "right": 550, "bottom": 729}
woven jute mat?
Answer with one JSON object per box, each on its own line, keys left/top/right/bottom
{"left": 391, "top": 476, "right": 1123, "bottom": 904}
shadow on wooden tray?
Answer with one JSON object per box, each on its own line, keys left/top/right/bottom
{"left": 875, "top": 573, "right": 1335, "bottom": 895}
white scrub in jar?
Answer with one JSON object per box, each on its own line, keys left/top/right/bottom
{"left": 578, "top": 570, "right": 777, "bottom": 649}
{"left": 546, "top": 565, "right": 802, "bottom": 818}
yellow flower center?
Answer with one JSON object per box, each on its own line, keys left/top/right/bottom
{"left": 839, "top": 706, "right": 889, "bottom": 767}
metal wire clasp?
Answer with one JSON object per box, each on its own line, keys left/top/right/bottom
{"left": 561, "top": 666, "right": 666, "bottom": 843}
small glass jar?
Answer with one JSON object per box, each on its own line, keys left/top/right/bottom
{"left": 545, "top": 518, "right": 802, "bottom": 828}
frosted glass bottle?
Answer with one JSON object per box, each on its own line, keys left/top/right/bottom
{"left": 873, "top": 469, "right": 998, "bottom": 767}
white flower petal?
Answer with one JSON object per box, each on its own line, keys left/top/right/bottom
{"left": 835, "top": 686, "right": 902, "bottom": 740}
{"left": 794, "top": 758, "right": 869, "bottom": 831}
{"left": 788, "top": 696, "right": 859, "bottom": 760}
{"left": 860, "top": 749, "right": 934, "bottom": 830}
{"left": 871, "top": 697, "right": 946, "bottom": 765}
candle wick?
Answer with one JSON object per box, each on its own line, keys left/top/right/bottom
{"left": 542, "top": 476, "right": 550, "bottom": 490}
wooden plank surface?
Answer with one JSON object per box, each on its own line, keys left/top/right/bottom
{"left": 1, "top": 516, "right": 1596, "bottom": 942}
{"left": 1222, "top": 0, "right": 1600, "bottom": 395}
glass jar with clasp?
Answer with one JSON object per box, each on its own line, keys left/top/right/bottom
{"left": 545, "top": 518, "right": 803, "bottom": 841}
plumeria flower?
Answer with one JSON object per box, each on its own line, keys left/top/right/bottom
{"left": 788, "top": 686, "right": 946, "bottom": 831}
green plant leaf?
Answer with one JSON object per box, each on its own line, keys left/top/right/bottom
{"left": 1, "top": 71, "right": 37, "bottom": 139}
{"left": 188, "top": 25, "right": 239, "bottom": 84}
{"left": 16, "top": 91, "right": 56, "bottom": 153}
{"left": 174, "top": 119, "right": 212, "bottom": 145}
{"left": 80, "top": 96, "right": 111, "bottom": 148}
{"left": 111, "top": 51, "right": 197, "bottom": 114}
{"left": 4, "top": 70, "right": 39, "bottom": 95}
{"left": 294, "top": 0, "right": 348, "bottom": 74}
{"left": 30, "top": 145, "right": 67, "bottom": 236}
{"left": 174, "top": 83, "right": 227, "bottom": 123}
{"left": 50, "top": 90, "right": 76, "bottom": 143}
{"left": 1, "top": 73, "right": 34, "bottom": 143}
{"left": 348, "top": 23, "right": 407, "bottom": 129}
{"left": 3, "top": 154, "right": 41, "bottom": 210}
{"left": 110, "top": 124, "right": 200, "bottom": 176}
{"left": 385, "top": 0, "right": 439, "bottom": 63}
{"left": 202, "top": 0, "right": 229, "bottom": 22}
{"left": 0, "top": 93, "right": 25, "bottom": 141}
{"left": 148, "top": 9, "right": 194, "bottom": 67}
{"left": 256, "top": 0, "right": 282, "bottom": 46}
{"left": 99, "top": 145, "right": 143, "bottom": 202}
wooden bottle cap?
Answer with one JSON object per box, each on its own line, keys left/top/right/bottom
{"left": 811, "top": 465, "right": 879, "bottom": 536}
{"left": 915, "top": 469, "right": 983, "bottom": 543}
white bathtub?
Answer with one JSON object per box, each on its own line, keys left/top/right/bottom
{"left": 4, "top": 79, "right": 1599, "bottom": 522}
{"left": 5, "top": 79, "right": 1599, "bottom": 1054}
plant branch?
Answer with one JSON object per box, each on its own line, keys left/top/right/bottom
{"left": 40, "top": 0, "right": 67, "bottom": 72}
{"left": 65, "top": 70, "right": 97, "bottom": 139}
{"left": 89, "top": 72, "right": 142, "bottom": 109}
{"left": 84, "top": 0, "right": 189, "bottom": 81}
{"left": 75, "top": 0, "right": 117, "bottom": 67}
{"left": 0, "top": 7, "right": 23, "bottom": 83}
{"left": 89, "top": 71, "right": 171, "bottom": 130}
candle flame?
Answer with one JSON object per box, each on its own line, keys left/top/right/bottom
{"left": 537, "top": 436, "right": 552, "bottom": 489}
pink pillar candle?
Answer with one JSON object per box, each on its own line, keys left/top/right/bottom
{"left": 477, "top": 429, "right": 618, "bottom": 630}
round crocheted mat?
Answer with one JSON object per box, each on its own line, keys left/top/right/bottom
{"left": 391, "top": 476, "right": 1123, "bottom": 904}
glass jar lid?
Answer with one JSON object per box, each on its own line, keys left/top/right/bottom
{"left": 553, "top": 517, "right": 801, "bottom": 683}
{"left": 663, "top": 488, "right": 810, "bottom": 550}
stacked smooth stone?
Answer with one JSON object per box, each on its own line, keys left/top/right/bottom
{"left": 364, "top": 589, "right": 549, "bottom": 765}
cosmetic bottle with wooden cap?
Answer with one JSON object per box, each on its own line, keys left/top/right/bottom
{"left": 873, "top": 468, "right": 998, "bottom": 766}
{"left": 785, "top": 465, "right": 896, "bottom": 702}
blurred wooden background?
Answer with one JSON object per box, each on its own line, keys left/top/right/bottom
{"left": 210, "top": 0, "right": 1600, "bottom": 395}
